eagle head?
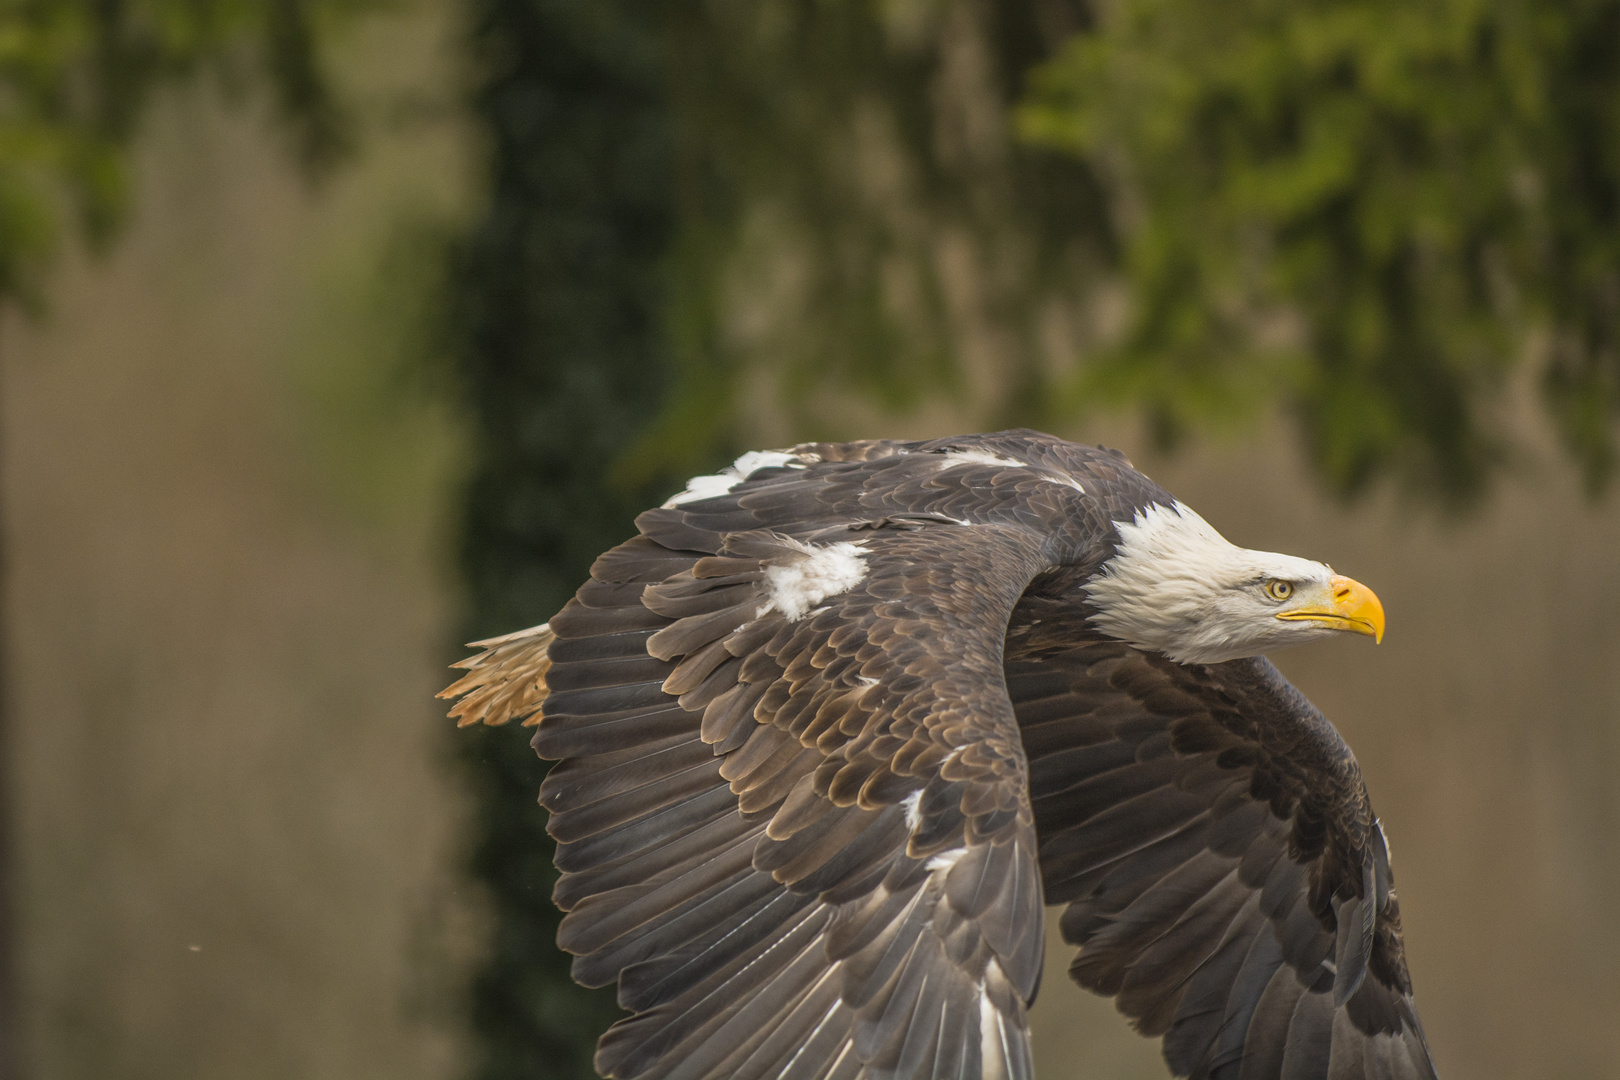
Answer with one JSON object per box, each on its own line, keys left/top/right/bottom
{"left": 1083, "top": 501, "right": 1385, "bottom": 665}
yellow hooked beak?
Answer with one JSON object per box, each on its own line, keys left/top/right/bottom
{"left": 1276, "top": 575, "right": 1385, "bottom": 643}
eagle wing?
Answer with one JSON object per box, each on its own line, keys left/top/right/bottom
{"left": 466, "top": 438, "right": 1129, "bottom": 1080}
{"left": 1006, "top": 616, "right": 1437, "bottom": 1079}
{"left": 443, "top": 431, "right": 1438, "bottom": 1080}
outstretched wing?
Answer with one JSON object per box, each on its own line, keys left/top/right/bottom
{"left": 1005, "top": 616, "right": 1437, "bottom": 1080}
{"left": 443, "top": 430, "right": 1437, "bottom": 1079}
{"left": 449, "top": 435, "right": 1135, "bottom": 1080}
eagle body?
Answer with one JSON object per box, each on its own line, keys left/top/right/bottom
{"left": 442, "top": 430, "right": 1436, "bottom": 1080}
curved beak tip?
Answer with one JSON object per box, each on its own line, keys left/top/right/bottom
{"left": 1330, "top": 574, "right": 1385, "bottom": 644}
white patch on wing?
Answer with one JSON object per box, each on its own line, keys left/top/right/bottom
{"left": 902, "top": 790, "right": 923, "bottom": 831}
{"left": 925, "top": 846, "right": 967, "bottom": 873}
{"left": 664, "top": 472, "right": 738, "bottom": 506}
{"left": 979, "top": 967, "right": 1011, "bottom": 1080}
{"left": 759, "top": 537, "right": 867, "bottom": 621}
{"left": 662, "top": 448, "right": 814, "bottom": 507}
{"left": 937, "top": 450, "right": 1027, "bottom": 470}
{"left": 731, "top": 449, "right": 805, "bottom": 475}
{"left": 935, "top": 450, "right": 1085, "bottom": 495}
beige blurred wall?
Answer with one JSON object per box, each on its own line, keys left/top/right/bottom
{"left": 3, "top": 5, "right": 1618, "bottom": 1080}
{"left": 2, "top": 5, "right": 475, "bottom": 1079}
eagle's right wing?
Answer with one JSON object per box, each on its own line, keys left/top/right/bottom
{"left": 1006, "top": 626, "right": 1438, "bottom": 1080}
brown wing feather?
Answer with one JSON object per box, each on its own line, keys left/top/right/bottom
{"left": 442, "top": 430, "right": 1437, "bottom": 1080}
{"left": 459, "top": 434, "right": 1148, "bottom": 1080}
{"left": 1004, "top": 606, "right": 1437, "bottom": 1080}
{"left": 547, "top": 525, "right": 1046, "bottom": 1079}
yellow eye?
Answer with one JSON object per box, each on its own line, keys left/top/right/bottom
{"left": 1265, "top": 580, "right": 1294, "bottom": 601}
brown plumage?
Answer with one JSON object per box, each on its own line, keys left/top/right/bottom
{"left": 441, "top": 430, "right": 1437, "bottom": 1080}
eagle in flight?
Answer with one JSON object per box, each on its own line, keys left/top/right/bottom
{"left": 442, "top": 430, "right": 1437, "bottom": 1080}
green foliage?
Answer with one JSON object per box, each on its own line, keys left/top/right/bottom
{"left": 1022, "top": 0, "right": 1620, "bottom": 499}
{"left": 622, "top": 0, "right": 1109, "bottom": 479}
{"left": 0, "top": 0, "right": 385, "bottom": 308}
{"left": 449, "top": 1, "right": 678, "bottom": 1076}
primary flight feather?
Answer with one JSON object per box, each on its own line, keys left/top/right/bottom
{"left": 441, "top": 430, "right": 1436, "bottom": 1080}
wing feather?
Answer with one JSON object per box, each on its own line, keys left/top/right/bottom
{"left": 444, "top": 434, "right": 1147, "bottom": 1079}
{"left": 1006, "top": 627, "right": 1438, "bottom": 1080}
{"left": 442, "top": 431, "right": 1436, "bottom": 1080}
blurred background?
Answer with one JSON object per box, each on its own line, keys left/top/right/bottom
{"left": 2, "top": 2, "right": 1618, "bottom": 1079}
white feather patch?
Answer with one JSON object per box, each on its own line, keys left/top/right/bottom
{"left": 760, "top": 538, "right": 867, "bottom": 622}
{"left": 664, "top": 472, "right": 737, "bottom": 506}
{"left": 979, "top": 970, "right": 1010, "bottom": 1080}
{"left": 901, "top": 790, "right": 923, "bottom": 831}
{"left": 937, "top": 450, "right": 1027, "bottom": 470}
{"left": 935, "top": 450, "right": 1085, "bottom": 495}
{"left": 663, "top": 448, "right": 814, "bottom": 507}
{"left": 925, "top": 846, "right": 968, "bottom": 873}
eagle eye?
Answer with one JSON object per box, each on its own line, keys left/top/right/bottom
{"left": 1264, "top": 579, "right": 1294, "bottom": 601}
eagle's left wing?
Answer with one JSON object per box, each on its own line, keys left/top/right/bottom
{"left": 446, "top": 441, "right": 1113, "bottom": 1080}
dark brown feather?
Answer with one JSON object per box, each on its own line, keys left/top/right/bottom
{"left": 1007, "top": 623, "right": 1436, "bottom": 1080}
{"left": 441, "top": 431, "right": 1435, "bottom": 1080}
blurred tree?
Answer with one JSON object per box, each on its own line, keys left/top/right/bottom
{"left": 0, "top": 0, "right": 386, "bottom": 308}
{"left": 633, "top": 0, "right": 1111, "bottom": 478}
{"left": 0, "top": 3, "right": 383, "bottom": 1075}
{"left": 1022, "top": 0, "right": 1620, "bottom": 500}
{"left": 449, "top": 2, "right": 675, "bottom": 1078}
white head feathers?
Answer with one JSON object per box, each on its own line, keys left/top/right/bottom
{"left": 1084, "top": 502, "right": 1341, "bottom": 664}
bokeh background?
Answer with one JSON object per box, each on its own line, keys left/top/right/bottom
{"left": 3, "top": 2, "right": 1618, "bottom": 1079}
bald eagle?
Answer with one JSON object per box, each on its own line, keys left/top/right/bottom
{"left": 442, "top": 430, "right": 1437, "bottom": 1080}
